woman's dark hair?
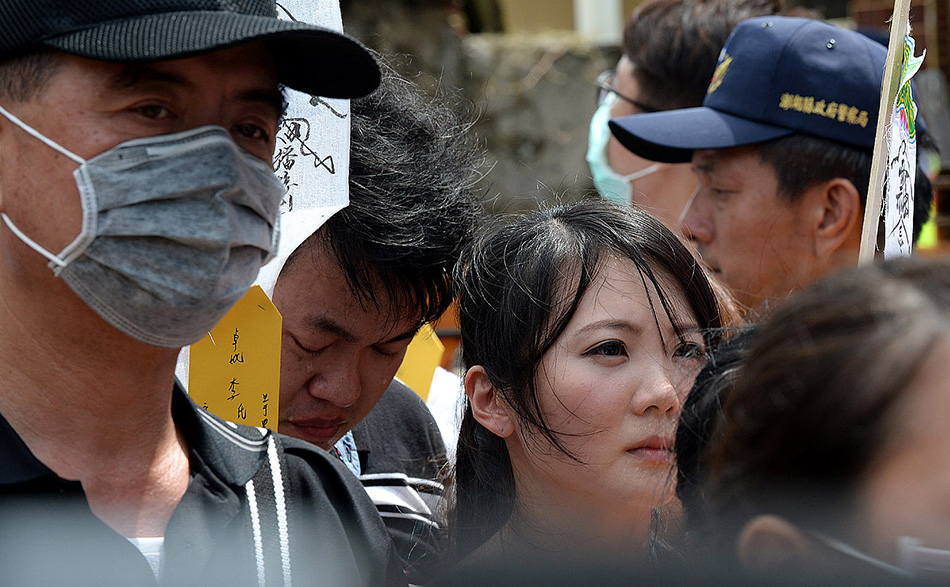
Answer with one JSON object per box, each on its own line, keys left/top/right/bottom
{"left": 702, "top": 256, "right": 950, "bottom": 563}
{"left": 675, "top": 325, "right": 756, "bottom": 540}
{"left": 450, "top": 199, "right": 724, "bottom": 553}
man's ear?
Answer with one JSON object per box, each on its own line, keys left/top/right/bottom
{"left": 810, "top": 178, "right": 861, "bottom": 259}
{"left": 464, "top": 366, "right": 514, "bottom": 438}
{"left": 737, "top": 514, "right": 812, "bottom": 576}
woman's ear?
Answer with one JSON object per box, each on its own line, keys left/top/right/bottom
{"left": 737, "top": 514, "right": 812, "bottom": 576}
{"left": 464, "top": 366, "right": 514, "bottom": 438}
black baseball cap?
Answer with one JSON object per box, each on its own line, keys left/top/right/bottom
{"left": 609, "top": 17, "right": 888, "bottom": 163}
{"left": 0, "top": 0, "right": 380, "bottom": 98}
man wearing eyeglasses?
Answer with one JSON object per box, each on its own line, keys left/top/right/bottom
{"left": 586, "top": 0, "right": 780, "bottom": 228}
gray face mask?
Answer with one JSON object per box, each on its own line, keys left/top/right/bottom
{"left": 0, "top": 105, "right": 285, "bottom": 348}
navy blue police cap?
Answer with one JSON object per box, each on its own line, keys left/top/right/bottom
{"left": 609, "top": 17, "right": 888, "bottom": 163}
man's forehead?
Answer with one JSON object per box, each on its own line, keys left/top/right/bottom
{"left": 692, "top": 145, "right": 760, "bottom": 173}
{"left": 305, "top": 311, "right": 420, "bottom": 346}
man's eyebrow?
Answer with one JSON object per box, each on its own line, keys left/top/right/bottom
{"left": 107, "top": 64, "right": 286, "bottom": 120}
{"left": 380, "top": 326, "right": 419, "bottom": 346}
{"left": 307, "top": 316, "right": 419, "bottom": 347}
{"left": 240, "top": 88, "right": 287, "bottom": 120}
{"left": 692, "top": 158, "right": 717, "bottom": 174}
{"left": 109, "top": 63, "right": 187, "bottom": 91}
{"left": 308, "top": 316, "right": 357, "bottom": 343}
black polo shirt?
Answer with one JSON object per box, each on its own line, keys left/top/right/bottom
{"left": 349, "top": 380, "right": 448, "bottom": 582}
{"left": 0, "top": 384, "right": 407, "bottom": 586}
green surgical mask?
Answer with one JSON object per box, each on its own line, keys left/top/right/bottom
{"left": 586, "top": 92, "right": 659, "bottom": 205}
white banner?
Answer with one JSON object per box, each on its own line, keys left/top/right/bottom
{"left": 883, "top": 31, "right": 924, "bottom": 259}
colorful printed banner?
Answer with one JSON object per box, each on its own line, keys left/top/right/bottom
{"left": 883, "top": 32, "right": 925, "bottom": 259}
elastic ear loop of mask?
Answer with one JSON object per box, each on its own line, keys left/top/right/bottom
{"left": 0, "top": 103, "right": 86, "bottom": 268}
{"left": 0, "top": 104, "right": 85, "bottom": 164}
{"left": 620, "top": 163, "right": 661, "bottom": 183}
{"left": 811, "top": 532, "right": 913, "bottom": 578}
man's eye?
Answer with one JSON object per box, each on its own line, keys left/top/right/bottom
{"left": 233, "top": 122, "right": 269, "bottom": 142}
{"left": 373, "top": 346, "right": 403, "bottom": 358}
{"left": 584, "top": 340, "right": 628, "bottom": 358}
{"left": 293, "top": 336, "right": 326, "bottom": 355}
{"left": 135, "top": 104, "right": 171, "bottom": 119}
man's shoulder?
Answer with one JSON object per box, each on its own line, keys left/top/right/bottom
{"left": 185, "top": 397, "right": 364, "bottom": 494}
{"left": 357, "top": 379, "right": 443, "bottom": 447}
{"left": 183, "top": 405, "right": 408, "bottom": 586}
{"left": 352, "top": 379, "right": 446, "bottom": 478}
{"left": 372, "top": 379, "right": 433, "bottom": 418}
{"left": 177, "top": 385, "right": 376, "bottom": 509}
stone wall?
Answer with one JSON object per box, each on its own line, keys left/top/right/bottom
{"left": 343, "top": 2, "right": 621, "bottom": 214}
{"left": 462, "top": 34, "right": 620, "bottom": 214}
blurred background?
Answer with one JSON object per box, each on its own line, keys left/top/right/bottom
{"left": 338, "top": 0, "right": 950, "bottom": 377}
{"left": 339, "top": 0, "right": 950, "bottom": 219}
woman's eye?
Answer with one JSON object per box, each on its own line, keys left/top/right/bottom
{"left": 674, "top": 341, "right": 706, "bottom": 360}
{"left": 585, "top": 340, "right": 627, "bottom": 358}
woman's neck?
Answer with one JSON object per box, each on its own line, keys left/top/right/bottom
{"left": 505, "top": 494, "right": 656, "bottom": 557}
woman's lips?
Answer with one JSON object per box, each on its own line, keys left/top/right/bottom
{"left": 627, "top": 436, "right": 674, "bottom": 464}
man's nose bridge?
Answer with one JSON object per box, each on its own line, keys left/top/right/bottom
{"left": 680, "top": 187, "right": 711, "bottom": 241}
{"left": 308, "top": 353, "right": 361, "bottom": 406}
{"left": 182, "top": 99, "right": 228, "bottom": 132}
{"left": 678, "top": 186, "right": 699, "bottom": 235}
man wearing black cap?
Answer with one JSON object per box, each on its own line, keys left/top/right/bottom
{"left": 610, "top": 16, "right": 934, "bottom": 314}
{"left": 0, "top": 1, "right": 405, "bottom": 585}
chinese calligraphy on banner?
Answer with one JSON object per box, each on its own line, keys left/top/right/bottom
{"left": 883, "top": 31, "right": 925, "bottom": 259}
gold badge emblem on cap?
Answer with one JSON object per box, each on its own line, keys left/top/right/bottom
{"left": 707, "top": 54, "right": 732, "bottom": 94}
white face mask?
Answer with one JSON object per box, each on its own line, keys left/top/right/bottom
{"left": 0, "top": 104, "right": 285, "bottom": 348}
{"left": 586, "top": 92, "right": 661, "bottom": 205}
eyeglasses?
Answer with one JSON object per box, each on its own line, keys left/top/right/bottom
{"left": 595, "top": 69, "right": 659, "bottom": 113}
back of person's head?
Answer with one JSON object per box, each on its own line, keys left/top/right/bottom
{"left": 701, "top": 256, "right": 950, "bottom": 580}
{"left": 450, "top": 199, "right": 724, "bottom": 553}
{"left": 622, "top": 0, "right": 783, "bottom": 110}
{"left": 285, "top": 61, "right": 483, "bottom": 326}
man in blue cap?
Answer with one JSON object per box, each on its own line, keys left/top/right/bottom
{"left": 0, "top": 1, "right": 406, "bottom": 584}
{"left": 610, "top": 16, "right": 934, "bottom": 314}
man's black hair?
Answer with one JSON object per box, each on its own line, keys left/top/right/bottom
{"left": 287, "top": 61, "right": 483, "bottom": 327}
{"left": 623, "top": 0, "right": 783, "bottom": 110}
{"left": 753, "top": 132, "right": 937, "bottom": 243}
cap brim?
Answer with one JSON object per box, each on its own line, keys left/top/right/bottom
{"left": 609, "top": 107, "right": 794, "bottom": 163}
{"left": 43, "top": 12, "right": 379, "bottom": 99}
